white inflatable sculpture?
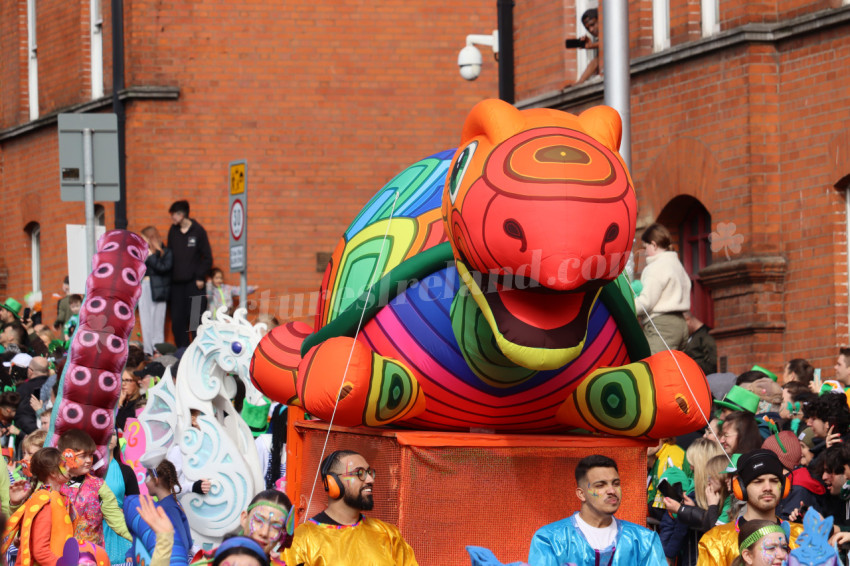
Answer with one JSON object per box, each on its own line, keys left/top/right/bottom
{"left": 139, "top": 307, "right": 267, "bottom": 549}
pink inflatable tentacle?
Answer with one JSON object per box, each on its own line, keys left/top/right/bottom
{"left": 47, "top": 230, "right": 146, "bottom": 476}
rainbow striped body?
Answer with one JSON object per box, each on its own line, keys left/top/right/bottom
{"left": 250, "top": 100, "right": 711, "bottom": 438}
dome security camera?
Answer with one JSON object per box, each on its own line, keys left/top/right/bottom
{"left": 458, "top": 45, "right": 483, "bottom": 81}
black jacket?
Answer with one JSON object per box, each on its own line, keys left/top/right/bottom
{"left": 145, "top": 248, "right": 173, "bottom": 302}
{"left": 116, "top": 395, "right": 143, "bottom": 432}
{"left": 675, "top": 502, "right": 722, "bottom": 532}
{"left": 167, "top": 219, "right": 213, "bottom": 283}
{"left": 15, "top": 375, "right": 49, "bottom": 436}
{"left": 683, "top": 324, "right": 717, "bottom": 375}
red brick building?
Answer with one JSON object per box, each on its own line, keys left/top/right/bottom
{"left": 519, "top": 1, "right": 850, "bottom": 378}
{"left": 0, "top": 0, "right": 498, "bottom": 332}
{"left": 2, "top": 0, "right": 849, "bottom": 378}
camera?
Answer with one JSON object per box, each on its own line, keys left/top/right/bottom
{"left": 458, "top": 45, "right": 483, "bottom": 81}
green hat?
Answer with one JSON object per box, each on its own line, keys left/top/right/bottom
{"left": 0, "top": 298, "right": 22, "bottom": 318}
{"left": 714, "top": 385, "right": 760, "bottom": 414}
{"left": 241, "top": 399, "right": 271, "bottom": 438}
{"left": 751, "top": 365, "right": 778, "bottom": 382}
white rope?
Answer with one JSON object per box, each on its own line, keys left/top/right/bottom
{"left": 303, "top": 191, "right": 401, "bottom": 520}
{"left": 625, "top": 274, "right": 734, "bottom": 466}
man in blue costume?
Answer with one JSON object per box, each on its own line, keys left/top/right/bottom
{"left": 528, "top": 455, "right": 664, "bottom": 566}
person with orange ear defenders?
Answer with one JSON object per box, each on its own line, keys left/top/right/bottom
{"left": 284, "top": 450, "right": 418, "bottom": 566}
{"left": 696, "top": 449, "right": 804, "bottom": 566}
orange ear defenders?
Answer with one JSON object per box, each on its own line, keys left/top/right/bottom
{"left": 732, "top": 473, "right": 792, "bottom": 501}
{"left": 321, "top": 451, "right": 344, "bottom": 500}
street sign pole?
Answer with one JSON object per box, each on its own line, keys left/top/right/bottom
{"left": 83, "top": 128, "right": 96, "bottom": 271}
{"left": 240, "top": 263, "right": 248, "bottom": 309}
{"left": 229, "top": 161, "right": 248, "bottom": 309}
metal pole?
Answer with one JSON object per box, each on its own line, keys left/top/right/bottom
{"left": 83, "top": 128, "right": 96, "bottom": 270}
{"left": 112, "top": 0, "right": 128, "bottom": 229}
{"left": 602, "top": 0, "right": 631, "bottom": 169}
{"left": 845, "top": 188, "right": 850, "bottom": 338}
{"left": 497, "top": 0, "right": 515, "bottom": 104}
{"left": 240, "top": 272, "right": 248, "bottom": 311}
{"left": 602, "top": 0, "right": 635, "bottom": 281}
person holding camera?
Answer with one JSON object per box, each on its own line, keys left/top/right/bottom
{"left": 562, "top": 8, "right": 600, "bottom": 88}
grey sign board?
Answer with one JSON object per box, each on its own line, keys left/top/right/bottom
{"left": 229, "top": 160, "right": 247, "bottom": 272}
{"left": 58, "top": 113, "right": 120, "bottom": 202}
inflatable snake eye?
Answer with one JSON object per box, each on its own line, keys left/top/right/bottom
{"left": 448, "top": 141, "right": 477, "bottom": 204}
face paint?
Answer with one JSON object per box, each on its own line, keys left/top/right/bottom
{"left": 249, "top": 508, "right": 284, "bottom": 540}
{"left": 341, "top": 461, "right": 358, "bottom": 486}
{"left": 757, "top": 533, "right": 789, "bottom": 566}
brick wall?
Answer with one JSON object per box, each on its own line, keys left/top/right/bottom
{"left": 0, "top": 0, "right": 498, "bottom": 332}
{"left": 626, "top": 23, "right": 850, "bottom": 375}
{"left": 35, "top": 0, "right": 89, "bottom": 115}
{"left": 4, "top": 0, "right": 850, "bottom": 381}
{"left": 515, "top": 0, "right": 573, "bottom": 98}
{"left": 0, "top": 0, "right": 27, "bottom": 126}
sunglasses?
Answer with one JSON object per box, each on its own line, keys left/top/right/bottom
{"left": 339, "top": 467, "right": 376, "bottom": 481}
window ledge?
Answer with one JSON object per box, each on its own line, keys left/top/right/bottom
{"left": 517, "top": 5, "right": 850, "bottom": 110}
{"left": 0, "top": 86, "right": 180, "bottom": 142}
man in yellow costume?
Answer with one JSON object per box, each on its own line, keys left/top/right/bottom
{"left": 697, "top": 449, "right": 803, "bottom": 565}
{"left": 286, "top": 450, "right": 418, "bottom": 566}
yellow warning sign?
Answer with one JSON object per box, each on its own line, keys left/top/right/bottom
{"left": 230, "top": 163, "right": 246, "bottom": 195}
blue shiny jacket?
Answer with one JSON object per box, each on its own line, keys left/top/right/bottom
{"left": 528, "top": 513, "right": 664, "bottom": 566}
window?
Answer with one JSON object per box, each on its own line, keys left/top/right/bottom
{"left": 679, "top": 203, "right": 713, "bottom": 327}
{"left": 27, "top": 223, "right": 41, "bottom": 294}
{"left": 90, "top": 0, "right": 103, "bottom": 99}
{"left": 701, "top": 0, "right": 719, "bottom": 37}
{"left": 575, "top": 0, "right": 598, "bottom": 82}
{"left": 27, "top": 0, "right": 38, "bottom": 120}
{"left": 652, "top": 0, "right": 670, "bottom": 52}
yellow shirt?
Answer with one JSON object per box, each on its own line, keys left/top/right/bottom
{"left": 286, "top": 515, "right": 418, "bottom": 566}
{"left": 696, "top": 520, "right": 803, "bottom": 566}
{"left": 648, "top": 442, "right": 686, "bottom": 508}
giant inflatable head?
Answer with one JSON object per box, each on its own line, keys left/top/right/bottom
{"left": 441, "top": 99, "right": 636, "bottom": 370}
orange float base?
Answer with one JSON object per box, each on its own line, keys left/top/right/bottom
{"left": 286, "top": 419, "right": 651, "bottom": 566}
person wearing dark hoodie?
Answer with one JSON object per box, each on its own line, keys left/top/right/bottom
{"left": 166, "top": 200, "right": 213, "bottom": 348}
{"left": 762, "top": 430, "right": 826, "bottom": 521}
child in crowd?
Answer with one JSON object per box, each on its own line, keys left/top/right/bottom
{"left": 206, "top": 268, "right": 256, "bottom": 317}
{"left": 1, "top": 447, "right": 73, "bottom": 566}
{"left": 57, "top": 429, "right": 132, "bottom": 546}
{"left": 63, "top": 295, "right": 82, "bottom": 342}
{"left": 14, "top": 430, "right": 47, "bottom": 483}
{"left": 104, "top": 431, "right": 140, "bottom": 564}
{"left": 212, "top": 537, "right": 270, "bottom": 566}
{"left": 191, "top": 489, "right": 293, "bottom": 565}
{"left": 729, "top": 519, "right": 789, "bottom": 566}
{"left": 124, "top": 460, "right": 193, "bottom": 566}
